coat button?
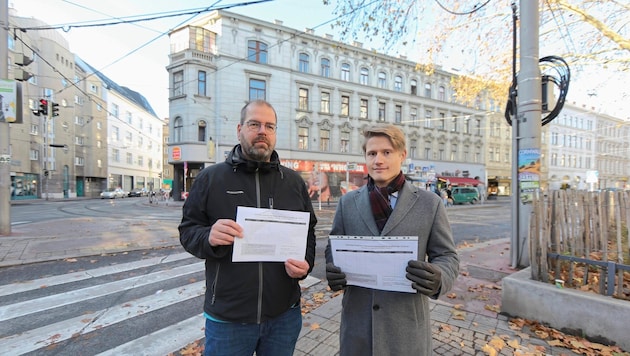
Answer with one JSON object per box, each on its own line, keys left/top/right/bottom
{"left": 372, "top": 304, "right": 380, "bottom": 311}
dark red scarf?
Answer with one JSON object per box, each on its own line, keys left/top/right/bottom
{"left": 368, "top": 171, "right": 406, "bottom": 233}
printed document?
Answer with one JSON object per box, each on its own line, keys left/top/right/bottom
{"left": 329, "top": 235, "right": 418, "bottom": 293}
{"left": 233, "top": 206, "right": 309, "bottom": 262}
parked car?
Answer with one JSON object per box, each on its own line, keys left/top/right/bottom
{"left": 100, "top": 188, "right": 126, "bottom": 199}
{"left": 451, "top": 186, "right": 479, "bottom": 204}
{"left": 128, "top": 188, "right": 145, "bottom": 197}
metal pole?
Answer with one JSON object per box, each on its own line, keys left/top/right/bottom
{"left": 513, "top": 0, "right": 542, "bottom": 267}
{"left": 0, "top": 0, "right": 11, "bottom": 235}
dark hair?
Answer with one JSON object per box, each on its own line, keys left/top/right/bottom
{"left": 240, "top": 100, "right": 277, "bottom": 124}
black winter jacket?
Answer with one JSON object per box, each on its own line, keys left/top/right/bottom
{"left": 179, "top": 145, "right": 317, "bottom": 323}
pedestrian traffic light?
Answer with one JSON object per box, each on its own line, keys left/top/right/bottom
{"left": 39, "top": 99, "right": 48, "bottom": 116}
{"left": 51, "top": 102, "right": 59, "bottom": 117}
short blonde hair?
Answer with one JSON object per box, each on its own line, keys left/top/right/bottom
{"left": 361, "top": 124, "right": 406, "bottom": 153}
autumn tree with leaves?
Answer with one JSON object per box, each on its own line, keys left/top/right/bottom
{"left": 323, "top": 0, "right": 629, "bottom": 107}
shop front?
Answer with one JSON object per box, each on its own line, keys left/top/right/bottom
{"left": 280, "top": 159, "right": 368, "bottom": 202}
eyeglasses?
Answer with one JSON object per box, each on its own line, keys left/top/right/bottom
{"left": 244, "top": 120, "right": 277, "bottom": 133}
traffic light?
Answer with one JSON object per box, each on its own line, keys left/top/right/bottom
{"left": 51, "top": 102, "right": 59, "bottom": 117}
{"left": 158, "top": 172, "right": 162, "bottom": 178}
{"left": 39, "top": 99, "right": 48, "bottom": 116}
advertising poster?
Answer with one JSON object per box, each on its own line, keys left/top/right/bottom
{"left": 518, "top": 148, "right": 541, "bottom": 203}
{"left": 0, "top": 79, "right": 17, "bottom": 123}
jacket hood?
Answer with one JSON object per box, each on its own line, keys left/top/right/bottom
{"left": 226, "top": 144, "right": 281, "bottom": 173}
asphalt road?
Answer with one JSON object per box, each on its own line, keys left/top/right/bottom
{"left": 2, "top": 198, "right": 513, "bottom": 354}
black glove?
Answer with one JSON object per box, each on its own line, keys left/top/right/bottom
{"left": 406, "top": 260, "right": 442, "bottom": 296}
{"left": 326, "top": 263, "right": 347, "bottom": 291}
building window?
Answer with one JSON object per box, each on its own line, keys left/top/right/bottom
{"left": 450, "top": 144, "right": 458, "bottom": 161}
{"left": 173, "top": 71, "right": 183, "bottom": 96}
{"left": 173, "top": 117, "right": 183, "bottom": 142}
{"left": 410, "top": 79, "right": 417, "bottom": 95}
{"left": 298, "top": 88, "right": 309, "bottom": 111}
{"left": 198, "top": 120, "right": 206, "bottom": 141}
{"left": 30, "top": 124, "right": 38, "bottom": 135}
{"left": 438, "top": 86, "right": 445, "bottom": 101}
{"left": 112, "top": 126, "right": 120, "bottom": 142}
{"left": 138, "top": 156, "right": 144, "bottom": 167}
{"left": 126, "top": 152, "right": 133, "bottom": 164}
{"left": 438, "top": 143, "right": 445, "bottom": 160}
{"left": 378, "top": 102, "right": 386, "bottom": 121}
{"left": 476, "top": 119, "right": 482, "bottom": 135}
{"left": 125, "top": 131, "right": 133, "bottom": 144}
{"left": 340, "top": 131, "right": 350, "bottom": 153}
{"left": 463, "top": 145, "right": 470, "bottom": 161}
{"left": 424, "top": 146, "right": 431, "bottom": 160}
{"left": 378, "top": 72, "right": 386, "bottom": 88}
{"left": 439, "top": 112, "right": 445, "bottom": 130}
{"left": 298, "top": 127, "right": 309, "bottom": 150}
{"left": 341, "top": 63, "right": 350, "bottom": 81}
{"left": 299, "top": 53, "right": 310, "bottom": 73}
{"left": 424, "top": 83, "right": 432, "bottom": 98}
{"left": 30, "top": 149, "right": 39, "bottom": 160}
{"left": 113, "top": 148, "right": 120, "bottom": 162}
{"left": 424, "top": 110, "right": 432, "bottom": 128}
{"left": 321, "top": 58, "right": 330, "bottom": 77}
{"left": 320, "top": 129, "right": 330, "bottom": 151}
{"left": 320, "top": 92, "right": 330, "bottom": 113}
{"left": 360, "top": 67, "right": 369, "bottom": 85}
{"left": 249, "top": 79, "right": 266, "bottom": 101}
{"left": 126, "top": 111, "right": 132, "bottom": 124}
{"left": 111, "top": 103, "right": 119, "bottom": 118}
{"left": 198, "top": 71, "right": 206, "bottom": 96}
{"left": 410, "top": 107, "right": 418, "bottom": 125}
{"left": 395, "top": 105, "right": 402, "bottom": 124}
{"left": 452, "top": 116, "right": 458, "bottom": 132}
{"left": 410, "top": 139, "right": 417, "bottom": 159}
{"left": 75, "top": 157, "right": 85, "bottom": 166}
{"left": 464, "top": 118, "right": 470, "bottom": 134}
{"left": 394, "top": 75, "right": 402, "bottom": 92}
{"left": 340, "top": 95, "right": 350, "bottom": 116}
{"left": 247, "top": 40, "right": 268, "bottom": 63}
{"left": 360, "top": 99, "right": 368, "bottom": 119}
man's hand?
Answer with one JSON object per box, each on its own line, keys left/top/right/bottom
{"left": 406, "top": 260, "right": 442, "bottom": 296}
{"left": 209, "top": 219, "right": 243, "bottom": 247}
{"left": 326, "top": 263, "right": 347, "bottom": 291}
{"left": 285, "top": 259, "right": 309, "bottom": 279}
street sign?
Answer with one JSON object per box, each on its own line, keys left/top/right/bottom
{"left": 0, "top": 154, "right": 10, "bottom": 165}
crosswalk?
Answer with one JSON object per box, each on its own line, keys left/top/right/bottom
{"left": 0, "top": 252, "right": 209, "bottom": 355}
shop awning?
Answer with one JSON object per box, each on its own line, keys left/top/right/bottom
{"left": 437, "top": 176, "right": 483, "bottom": 186}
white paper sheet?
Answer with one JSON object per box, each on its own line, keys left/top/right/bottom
{"left": 329, "top": 235, "right": 418, "bottom": 293}
{"left": 233, "top": 206, "right": 310, "bottom": 262}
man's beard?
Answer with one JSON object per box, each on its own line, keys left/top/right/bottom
{"left": 243, "top": 136, "right": 272, "bottom": 161}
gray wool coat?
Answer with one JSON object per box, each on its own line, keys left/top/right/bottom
{"left": 325, "top": 181, "right": 460, "bottom": 356}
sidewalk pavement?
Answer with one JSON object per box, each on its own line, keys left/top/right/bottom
{"left": 1, "top": 199, "right": 590, "bottom": 355}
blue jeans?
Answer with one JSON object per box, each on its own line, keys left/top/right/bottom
{"left": 204, "top": 305, "right": 302, "bottom": 356}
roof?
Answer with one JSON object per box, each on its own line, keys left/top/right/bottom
{"left": 437, "top": 176, "right": 482, "bottom": 186}
{"left": 74, "top": 56, "right": 158, "bottom": 118}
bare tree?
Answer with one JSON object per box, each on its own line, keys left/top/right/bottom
{"left": 323, "top": 0, "right": 629, "bottom": 106}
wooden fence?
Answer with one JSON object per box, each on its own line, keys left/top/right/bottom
{"left": 529, "top": 190, "right": 630, "bottom": 299}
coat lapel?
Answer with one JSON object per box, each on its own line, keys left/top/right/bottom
{"left": 381, "top": 182, "right": 420, "bottom": 235}
{"left": 353, "top": 186, "right": 381, "bottom": 236}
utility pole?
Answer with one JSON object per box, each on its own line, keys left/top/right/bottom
{"left": 1, "top": 0, "right": 11, "bottom": 235}
{"left": 511, "top": 1, "right": 542, "bottom": 268}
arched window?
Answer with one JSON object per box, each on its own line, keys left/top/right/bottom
{"left": 198, "top": 120, "right": 207, "bottom": 142}
{"left": 299, "top": 53, "right": 310, "bottom": 73}
{"left": 173, "top": 117, "right": 183, "bottom": 142}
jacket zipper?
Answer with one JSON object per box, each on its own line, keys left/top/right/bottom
{"left": 255, "top": 170, "right": 263, "bottom": 324}
{"left": 210, "top": 262, "right": 220, "bottom": 305}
